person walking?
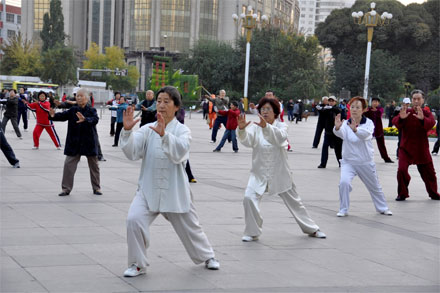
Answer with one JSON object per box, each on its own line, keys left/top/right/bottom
{"left": 312, "top": 96, "right": 329, "bottom": 148}
{"left": 213, "top": 101, "right": 240, "bottom": 153}
{"left": 392, "top": 90, "right": 440, "bottom": 201}
{"left": 0, "top": 128, "right": 20, "bottom": 168}
{"left": 108, "top": 92, "right": 121, "bottom": 136}
{"left": 364, "top": 97, "right": 394, "bottom": 163}
{"left": 17, "top": 88, "right": 29, "bottom": 131}
{"left": 287, "top": 99, "right": 294, "bottom": 122}
{"left": 209, "top": 90, "right": 229, "bottom": 143}
{"left": 49, "top": 89, "right": 102, "bottom": 196}
{"left": 333, "top": 97, "right": 393, "bottom": 217}
{"left": 318, "top": 96, "right": 342, "bottom": 168}
{"left": 25, "top": 91, "right": 61, "bottom": 150}
{"left": 1, "top": 89, "right": 22, "bottom": 139}
{"left": 237, "top": 97, "right": 326, "bottom": 242}
{"left": 120, "top": 86, "right": 219, "bottom": 277}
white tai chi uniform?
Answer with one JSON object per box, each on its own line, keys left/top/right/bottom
{"left": 237, "top": 121, "right": 320, "bottom": 237}
{"left": 120, "top": 118, "right": 215, "bottom": 268}
{"left": 333, "top": 117, "right": 390, "bottom": 214}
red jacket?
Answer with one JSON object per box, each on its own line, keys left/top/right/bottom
{"left": 218, "top": 109, "right": 240, "bottom": 130}
{"left": 392, "top": 108, "right": 435, "bottom": 164}
{"left": 27, "top": 101, "right": 52, "bottom": 126}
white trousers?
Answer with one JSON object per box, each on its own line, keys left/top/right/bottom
{"left": 126, "top": 194, "right": 215, "bottom": 268}
{"left": 339, "top": 161, "right": 389, "bottom": 214}
{"left": 243, "top": 184, "right": 320, "bottom": 237}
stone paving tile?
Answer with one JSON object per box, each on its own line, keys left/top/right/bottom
{"left": 1, "top": 112, "right": 439, "bottom": 292}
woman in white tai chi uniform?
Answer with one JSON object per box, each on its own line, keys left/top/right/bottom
{"left": 237, "top": 97, "right": 326, "bottom": 241}
{"left": 333, "top": 96, "right": 393, "bottom": 217}
{"left": 120, "top": 86, "right": 219, "bottom": 277}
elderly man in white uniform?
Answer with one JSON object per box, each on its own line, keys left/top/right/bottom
{"left": 237, "top": 97, "right": 326, "bottom": 241}
{"left": 120, "top": 86, "right": 219, "bottom": 277}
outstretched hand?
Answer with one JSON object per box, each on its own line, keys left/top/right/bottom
{"left": 150, "top": 112, "right": 165, "bottom": 137}
{"left": 76, "top": 112, "right": 85, "bottom": 123}
{"left": 347, "top": 117, "right": 357, "bottom": 132}
{"left": 254, "top": 114, "right": 267, "bottom": 128}
{"left": 237, "top": 114, "right": 251, "bottom": 130}
{"left": 399, "top": 104, "right": 409, "bottom": 119}
{"left": 413, "top": 106, "right": 424, "bottom": 120}
{"left": 334, "top": 114, "right": 343, "bottom": 130}
{"left": 123, "top": 106, "right": 140, "bottom": 130}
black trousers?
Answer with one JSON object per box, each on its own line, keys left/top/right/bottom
{"left": 312, "top": 122, "right": 324, "bottom": 148}
{"left": 320, "top": 133, "right": 342, "bottom": 167}
{"left": 110, "top": 116, "right": 117, "bottom": 135}
{"left": 0, "top": 129, "right": 19, "bottom": 166}
{"left": 185, "top": 160, "right": 195, "bottom": 181}
{"left": 114, "top": 122, "right": 123, "bottom": 146}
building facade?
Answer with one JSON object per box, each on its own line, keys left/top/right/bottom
{"left": 20, "top": 0, "right": 299, "bottom": 91}
{"left": 0, "top": 0, "right": 21, "bottom": 59}
{"left": 298, "top": 0, "right": 354, "bottom": 36}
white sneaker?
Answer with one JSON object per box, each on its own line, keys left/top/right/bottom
{"left": 309, "top": 230, "right": 326, "bottom": 238}
{"left": 241, "top": 235, "right": 259, "bottom": 242}
{"left": 32, "top": 146, "right": 39, "bottom": 150}
{"left": 336, "top": 212, "right": 348, "bottom": 217}
{"left": 123, "top": 264, "right": 146, "bottom": 277}
{"left": 205, "top": 258, "right": 220, "bottom": 270}
{"left": 380, "top": 210, "right": 393, "bottom": 216}
{"left": 57, "top": 147, "right": 61, "bottom": 150}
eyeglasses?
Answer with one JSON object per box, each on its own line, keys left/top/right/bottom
{"left": 260, "top": 107, "right": 273, "bottom": 113}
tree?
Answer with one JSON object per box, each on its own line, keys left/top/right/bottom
{"left": 315, "top": 0, "right": 440, "bottom": 97}
{"left": 0, "top": 32, "right": 42, "bottom": 76}
{"left": 82, "top": 43, "right": 140, "bottom": 92}
{"left": 40, "top": 45, "right": 77, "bottom": 86}
{"left": 40, "top": 0, "right": 66, "bottom": 52}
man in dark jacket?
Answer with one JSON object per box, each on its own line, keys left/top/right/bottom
{"left": 312, "top": 96, "right": 328, "bottom": 148}
{"left": 318, "top": 96, "right": 342, "bottom": 168}
{"left": 135, "top": 90, "right": 156, "bottom": 127}
{"left": 1, "top": 89, "right": 22, "bottom": 139}
{"left": 49, "top": 89, "right": 102, "bottom": 196}
{"left": 17, "top": 88, "right": 29, "bottom": 131}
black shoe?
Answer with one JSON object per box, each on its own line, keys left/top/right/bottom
{"left": 93, "top": 190, "right": 103, "bottom": 195}
{"left": 58, "top": 191, "right": 70, "bottom": 196}
{"left": 384, "top": 159, "right": 394, "bottom": 163}
{"left": 395, "top": 196, "right": 406, "bottom": 201}
{"left": 430, "top": 195, "right": 440, "bottom": 200}
{"left": 317, "top": 165, "right": 326, "bottom": 168}
{"left": 213, "top": 149, "right": 220, "bottom": 152}
{"left": 112, "top": 144, "right": 118, "bottom": 147}
{"left": 312, "top": 146, "right": 318, "bottom": 149}
{"left": 98, "top": 157, "right": 107, "bottom": 161}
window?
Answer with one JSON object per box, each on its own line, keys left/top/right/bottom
{"left": 130, "top": 0, "right": 152, "bottom": 51}
{"left": 17, "top": 15, "right": 21, "bottom": 24}
{"left": 7, "top": 30, "right": 15, "bottom": 38}
{"left": 6, "top": 13, "right": 14, "bottom": 23}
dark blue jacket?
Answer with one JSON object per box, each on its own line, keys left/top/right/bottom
{"left": 50, "top": 105, "right": 99, "bottom": 156}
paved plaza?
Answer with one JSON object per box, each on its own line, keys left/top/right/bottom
{"left": 1, "top": 110, "right": 439, "bottom": 293}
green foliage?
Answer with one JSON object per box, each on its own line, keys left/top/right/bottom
{"left": 176, "top": 28, "right": 328, "bottom": 103}
{"left": 0, "top": 32, "right": 42, "bottom": 76}
{"left": 40, "top": 45, "right": 77, "bottom": 86}
{"left": 171, "top": 70, "right": 200, "bottom": 101}
{"left": 315, "top": 0, "right": 440, "bottom": 99}
{"left": 82, "top": 43, "right": 140, "bottom": 92}
{"left": 40, "top": 0, "right": 66, "bottom": 52}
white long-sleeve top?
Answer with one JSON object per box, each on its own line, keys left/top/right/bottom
{"left": 120, "top": 118, "right": 191, "bottom": 213}
{"left": 237, "top": 121, "right": 291, "bottom": 195}
{"left": 333, "top": 117, "right": 375, "bottom": 165}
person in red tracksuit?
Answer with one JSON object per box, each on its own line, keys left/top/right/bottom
{"left": 26, "top": 91, "right": 61, "bottom": 150}
{"left": 392, "top": 90, "right": 440, "bottom": 201}
{"left": 213, "top": 101, "right": 240, "bottom": 152}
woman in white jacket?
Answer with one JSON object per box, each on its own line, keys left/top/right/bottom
{"left": 120, "top": 86, "right": 219, "bottom": 277}
{"left": 333, "top": 96, "right": 392, "bottom": 217}
{"left": 237, "top": 97, "right": 326, "bottom": 241}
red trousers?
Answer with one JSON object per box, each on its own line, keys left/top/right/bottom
{"left": 33, "top": 124, "right": 61, "bottom": 148}
{"left": 397, "top": 149, "right": 440, "bottom": 199}
{"left": 375, "top": 135, "right": 391, "bottom": 161}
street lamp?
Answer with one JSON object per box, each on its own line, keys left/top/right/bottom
{"left": 352, "top": 2, "right": 392, "bottom": 101}
{"left": 163, "top": 35, "right": 167, "bottom": 57}
{"left": 232, "top": 6, "right": 267, "bottom": 111}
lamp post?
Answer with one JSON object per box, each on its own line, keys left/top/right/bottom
{"left": 232, "top": 6, "right": 267, "bottom": 111}
{"left": 352, "top": 2, "right": 392, "bottom": 101}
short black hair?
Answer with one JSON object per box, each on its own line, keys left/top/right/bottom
{"left": 265, "top": 89, "right": 275, "bottom": 95}
{"left": 371, "top": 97, "right": 380, "bottom": 102}
{"left": 114, "top": 92, "right": 121, "bottom": 97}
{"left": 156, "top": 86, "right": 182, "bottom": 108}
{"left": 38, "top": 91, "right": 47, "bottom": 98}
{"left": 9, "top": 89, "right": 17, "bottom": 94}
{"left": 231, "top": 101, "right": 238, "bottom": 107}
{"left": 257, "top": 97, "right": 280, "bottom": 118}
